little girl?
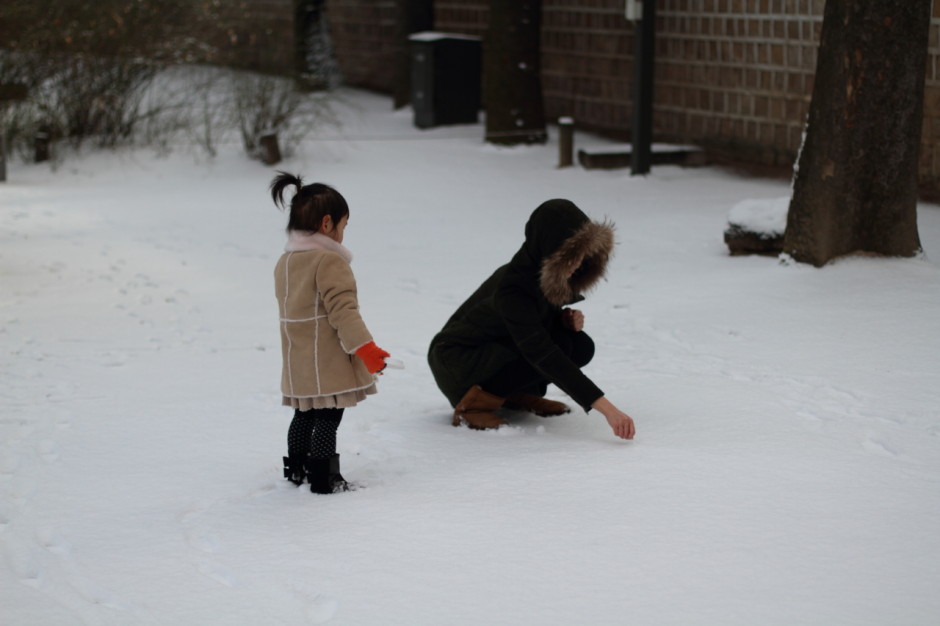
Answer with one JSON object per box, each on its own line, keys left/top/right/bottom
{"left": 271, "top": 172, "right": 390, "bottom": 494}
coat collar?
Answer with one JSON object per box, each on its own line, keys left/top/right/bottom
{"left": 285, "top": 231, "right": 353, "bottom": 263}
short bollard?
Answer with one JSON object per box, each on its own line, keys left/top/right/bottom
{"left": 0, "top": 133, "right": 7, "bottom": 182}
{"left": 260, "top": 133, "right": 281, "bottom": 165}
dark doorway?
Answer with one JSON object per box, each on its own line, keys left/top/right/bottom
{"left": 296, "top": 0, "right": 342, "bottom": 89}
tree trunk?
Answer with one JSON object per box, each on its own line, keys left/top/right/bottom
{"left": 783, "top": 0, "right": 930, "bottom": 267}
{"left": 484, "top": 0, "right": 547, "bottom": 145}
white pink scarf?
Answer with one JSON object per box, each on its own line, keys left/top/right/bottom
{"left": 285, "top": 231, "right": 353, "bottom": 263}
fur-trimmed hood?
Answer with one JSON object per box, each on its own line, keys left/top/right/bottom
{"left": 540, "top": 218, "right": 615, "bottom": 306}
{"left": 518, "top": 199, "right": 615, "bottom": 306}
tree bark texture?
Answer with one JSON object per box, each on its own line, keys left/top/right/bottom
{"left": 783, "top": 0, "right": 930, "bottom": 267}
{"left": 484, "top": 0, "right": 547, "bottom": 145}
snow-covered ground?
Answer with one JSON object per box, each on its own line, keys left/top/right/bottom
{"left": 2, "top": 88, "right": 939, "bottom": 625}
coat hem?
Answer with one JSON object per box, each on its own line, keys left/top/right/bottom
{"left": 282, "top": 382, "right": 377, "bottom": 410}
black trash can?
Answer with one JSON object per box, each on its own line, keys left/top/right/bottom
{"left": 409, "top": 32, "right": 482, "bottom": 129}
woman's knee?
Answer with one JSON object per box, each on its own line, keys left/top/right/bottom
{"left": 428, "top": 343, "right": 468, "bottom": 407}
{"left": 568, "top": 332, "right": 595, "bottom": 367}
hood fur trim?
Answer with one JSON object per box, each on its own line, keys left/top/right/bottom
{"left": 285, "top": 231, "right": 353, "bottom": 263}
{"left": 539, "top": 220, "right": 615, "bottom": 306}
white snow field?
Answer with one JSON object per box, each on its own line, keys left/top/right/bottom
{"left": 2, "top": 88, "right": 939, "bottom": 625}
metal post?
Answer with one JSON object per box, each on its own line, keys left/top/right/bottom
{"left": 0, "top": 132, "right": 6, "bottom": 182}
{"left": 558, "top": 117, "right": 574, "bottom": 167}
{"left": 35, "top": 127, "right": 50, "bottom": 163}
{"left": 631, "top": 0, "right": 655, "bottom": 176}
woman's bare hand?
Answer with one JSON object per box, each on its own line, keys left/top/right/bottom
{"left": 592, "top": 396, "right": 636, "bottom": 440}
{"left": 562, "top": 308, "right": 585, "bottom": 332}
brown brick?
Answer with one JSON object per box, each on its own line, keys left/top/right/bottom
{"left": 787, "top": 20, "right": 800, "bottom": 39}
{"left": 754, "top": 95, "right": 769, "bottom": 117}
{"left": 785, "top": 45, "right": 798, "bottom": 67}
{"left": 787, "top": 72, "right": 805, "bottom": 93}
{"left": 748, "top": 18, "right": 762, "bottom": 37}
{"left": 801, "top": 47, "right": 815, "bottom": 72}
{"left": 927, "top": 117, "right": 940, "bottom": 141}
{"left": 917, "top": 143, "right": 933, "bottom": 177}
{"left": 923, "top": 86, "right": 940, "bottom": 113}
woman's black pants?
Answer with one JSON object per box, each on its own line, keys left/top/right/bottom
{"left": 482, "top": 331, "right": 595, "bottom": 398}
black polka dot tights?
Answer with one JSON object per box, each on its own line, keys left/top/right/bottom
{"left": 287, "top": 408, "right": 344, "bottom": 460}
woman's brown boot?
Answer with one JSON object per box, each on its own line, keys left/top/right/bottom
{"left": 452, "top": 385, "right": 508, "bottom": 430}
{"left": 504, "top": 393, "right": 571, "bottom": 417}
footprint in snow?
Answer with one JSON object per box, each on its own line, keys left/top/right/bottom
{"left": 248, "top": 482, "right": 278, "bottom": 498}
{"left": 861, "top": 434, "right": 899, "bottom": 458}
{"left": 176, "top": 502, "right": 209, "bottom": 524}
{"left": 187, "top": 529, "right": 221, "bottom": 554}
{"left": 100, "top": 351, "right": 129, "bottom": 367}
{"left": 306, "top": 594, "right": 339, "bottom": 623}
{"left": 288, "top": 583, "right": 339, "bottom": 624}
{"left": 18, "top": 567, "right": 43, "bottom": 589}
{"left": 37, "top": 439, "right": 60, "bottom": 463}
{"left": 55, "top": 409, "right": 72, "bottom": 429}
{"left": 0, "top": 501, "right": 12, "bottom": 530}
{"left": 72, "top": 576, "right": 129, "bottom": 610}
{"left": 0, "top": 450, "right": 20, "bottom": 476}
{"left": 198, "top": 561, "right": 237, "bottom": 587}
{"left": 36, "top": 525, "right": 70, "bottom": 557}
{"left": 397, "top": 278, "right": 420, "bottom": 293}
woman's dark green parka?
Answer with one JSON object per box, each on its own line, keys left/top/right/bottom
{"left": 428, "top": 199, "right": 615, "bottom": 411}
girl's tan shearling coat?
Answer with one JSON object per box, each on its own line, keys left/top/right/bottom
{"left": 275, "top": 232, "right": 377, "bottom": 410}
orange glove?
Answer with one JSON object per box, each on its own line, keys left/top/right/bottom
{"left": 355, "top": 341, "right": 390, "bottom": 374}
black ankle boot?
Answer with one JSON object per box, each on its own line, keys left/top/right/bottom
{"left": 304, "top": 453, "right": 351, "bottom": 494}
{"left": 304, "top": 455, "right": 333, "bottom": 494}
{"left": 328, "top": 454, "right": 351, "bottom": 493}
{"left": 283, "top": 456, "right": 305, "bottom": 486}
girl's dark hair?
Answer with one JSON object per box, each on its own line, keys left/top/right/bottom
{"left": 269, "top": 171, "right": 350, "bottom": 232}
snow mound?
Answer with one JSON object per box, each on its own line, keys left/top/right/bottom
{"left": 728, "top": 197, "right": 789, "bottom": 236}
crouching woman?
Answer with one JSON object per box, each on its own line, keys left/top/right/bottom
{"left": 427, "top": 199, "right": 636, "bottom": 440}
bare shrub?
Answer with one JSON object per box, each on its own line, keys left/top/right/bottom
{"left": 34, "top": 55, "right": 158, "bottom": 148}
{"left": 0, "top": 0, "right": 216, "bottom": 154}
{"left": 180, "top": 69, "right": 234, "bottom": 159}
{"left": 229, "top": 71, "right": 338, "bottom": 161}
{"left": 0, "top": 51, "right": 45, "bottom": 159}
{"left": 0, "top": 1, "right": 339, "bottom": 162}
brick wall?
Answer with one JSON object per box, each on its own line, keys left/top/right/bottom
{"left": 326, "top": 0, "right": 400, "bottom": 92}
{"left": 542, "top": 0, "right": 634, "bottom": 136}
{"left": 922, "top": 1, "right": 940, "bottom": 195}
{"left": 435, "top": 1, "right": 489, "bottom": 37}
{"left": 212, "top": 0, "right": 297, "bottom": 74}
{"left": 656, "top": 0, "right": 824, "bottom": 168}
{"left": 324, "top": 0, "right": 940, "bottom": 192}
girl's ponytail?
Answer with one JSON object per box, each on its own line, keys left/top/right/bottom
{"left": 270, "top": 171, "right": 303, "bottom": 210}
{"left": 270, "top": 172, "right": 349, "bottom": 233}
